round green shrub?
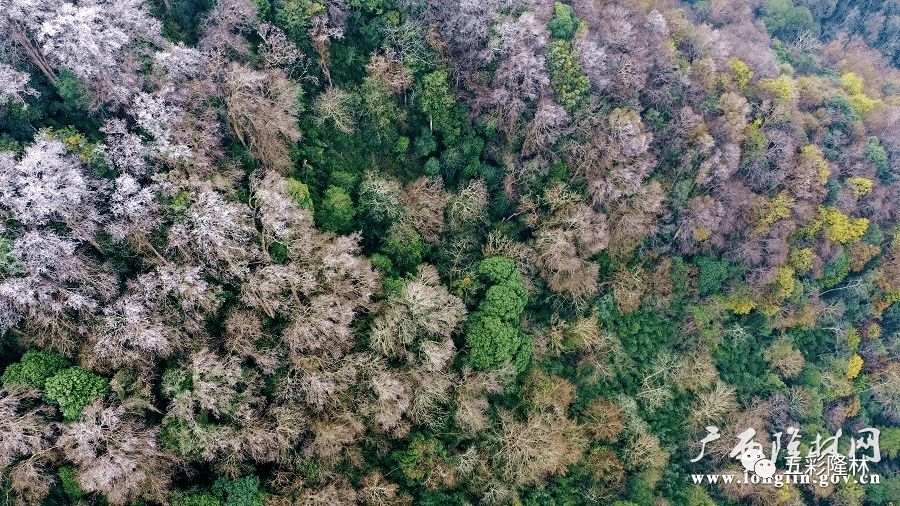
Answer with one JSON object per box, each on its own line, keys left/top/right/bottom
{"left": 212, "top": 475, "right": 265, "bottom": 506}
{"left": 466, "top": 256, "right": 530, "bottom": 370}
{"left": 58, "top": 466, "right": 85, "bottom": 501}
{"left": 172, "top": 493, "right": 222, "bottom": 506}
{"left": 466, "top": 314, "right": 523, "bottom": 369}
{"left": 1, "top": 349, "right": 69, "bottom": 390}
{"left": 547, "top": 2, "right": 579, "bottom": 40}
{"left": 43, "top": 367, "right": 108, "bottom": 420}
{"left": 476, "top": 256, "right": 521, "bottom": 286}
{"left": 317, "top": 185, "right": 356, "bottom": 233}
{"left": 480, "top": 283, "right": 528, "bottom": 321}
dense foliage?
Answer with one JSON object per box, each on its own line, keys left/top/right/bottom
{"left": 2, "top": 0, "right": 900, "bottom": 505}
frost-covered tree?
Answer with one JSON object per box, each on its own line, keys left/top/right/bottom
{"left": 368, "top": 369, "right": 413, "bottom": 434}
{"left": 0, "top": 0, "right": 65, "bottom": 82}
{"left": 60, "top": 400, "right": 180, "bottom": 505}
{"left": 99, "top": 119, "right": 152, "bottom": 176}
{"left": 0, "top": 230, "right": 110, "bottom": 352}
{"left": 160, "top": 348, "right": 298, "bottom": 469}
{"left": 93, "top": 293, "right": 182, "bottom": 371}
{"left": 167, "top": 184, "right": 261, "bottom": 279}
{"left": 370, "top": 265, "right": 465, "bottom": 361}
{"left": 198, "top": 0, "right": 258, "bottom": 59}
{"left": 1, "top": 0, "right": 161, "bottom": 104}
{"left": 130, "top": 89, "right": 191, "bottom": 161}
{"left": 313, "top": 86, "right": 356, "bottom": 135}
{"left": 90, "top": 262, "right": 221, "bottom": 371}
{"left": 0, "top": 62, "right": 37, "bottom": 107}
{"left": 34, "top": 0, "right": 160, "bottom": 77}
{"left": 224, "top": 64, "right": 301, "bottom": 172}
{"left": 251, "top": 170, "right": 315, "bottom": 257}
{"left": 0, "top": 134, "right": 93, "bottom": 229}
{"left": 106, "top": 174, "right": 162, "bottom": 248}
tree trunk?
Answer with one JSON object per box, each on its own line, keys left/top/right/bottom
{"left": 13, "top": 31, "right": 57, "bottom": 84}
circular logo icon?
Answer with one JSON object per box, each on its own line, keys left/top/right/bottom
{"left": 739, "top": 446, "right": 766, "bottom": 473}
{"left": 754, "top": 458, "right": 777, "bottom": 478}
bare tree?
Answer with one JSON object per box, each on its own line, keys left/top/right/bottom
{"left": 401, "top": 177, "right": 450, "bottom": 243}
{"left": 0, "top": 62, "right": 37, "bottom": 107}
{"left": 488, "top": 12, "right": 550, "bottom": 136}
{"left": 494, "top": 409, "right": 586, "bottom": 486}
{"left": 60, "top": 400, "right": 181, "bottom": 505}
{"left": 521, "top": 98, "right": 571, "bottom": 157}
{"left": 198, "top": 0, "right": 258, "bottom": 61}
{"left": 167, "top": 184, "right": 261, "bottom": 280}
{"left": 370, "top": 265, "right": 465, "bottom": 362}
{"left": 689, "top": 381, "right": 739, "bottom": 429}
{"left": 224, "top": 64, "right": 301, "bottom": 173}
{"left": 0, "top": 134, "right": 94, "bottom": 231}
{"left": 313, "top": 86, "right": 356, "bottom": 135}
{"left": 0, "top": 387, "right": 55, "bottom": 469}
{"left": 1, "top": 0, "right": 161, "bottom": 105}
{"left": 258, "top": 22, "right": 309, "bottom": 79}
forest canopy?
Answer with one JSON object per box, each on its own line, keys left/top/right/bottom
{"left": 2, "top": 0, "right": 900, "bottom": 505}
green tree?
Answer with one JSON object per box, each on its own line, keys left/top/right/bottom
{"left": 43, "top": 367, "right": 108, "bottom": 420}
{"left": 381, "top": 222, "right": 424, "bottom": 274}
{"left": 465, "top": 257, "right": 530, "bottom": 370}
{"left": 695, "top": 255, "right": 730, "bottom": 296}
{"left": 393, "top": 433, "right": 447, "bottom": 484}
{"left": 58, "top": 466, "right": 86, "bottom": 502}
{"left": 55, "top": 68, "right": 92, "bottom": 112}
{"left": 547, "top": 2, "right": 580, "bottom": 40}
{"left": 328, "top": 170, "right": 359, "bottom": 192}
{"left": 419, "top": 69, "right": 455, "bottom": 134}
{"left": 865, "top": 136, "right": 892, "bottom": 182}
{"left": 762, "top": 0, "right": 817, "bottom": 41}
{"left": 546, "top": 41, "right": 590, "bottom": 112}
{"left": 151, "top": 0, "right": 216, "bottom": 44}
{"left": 317, "top": 185, "right": 356, "bottom": 233}
{"left": 358, "top": 76, "right": 404, "bottom": 151}
{"left": 2, "top": 350, "right": 70, "bottom": 390}
{"left": 212, "top": 476, "right": 265, "bottom": 506}
{"left": 821, "top": 252, "right": 850, "bottom": 288}
{"left": 414, "top": 128, "right": 437, "bottom": 157}
{"left": 275, "top": 0, "right": 326, "bottom": 43}
{"left": 345, "top": 0, "right": 386, "bottom": 12}
{"left": 879, "top": 426, "right": 900, "bottom": 459}
{"left": 285, "top": 178, "right": 314, "bottom": 212}
{"left": 866, "top": 476, "right": 900, "bottom": 505}
{"left": 172, "top": 493, "right": 221, "bottom": 506}
{"left": 423, "top": 157, "right": 441, "bottom": 176}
